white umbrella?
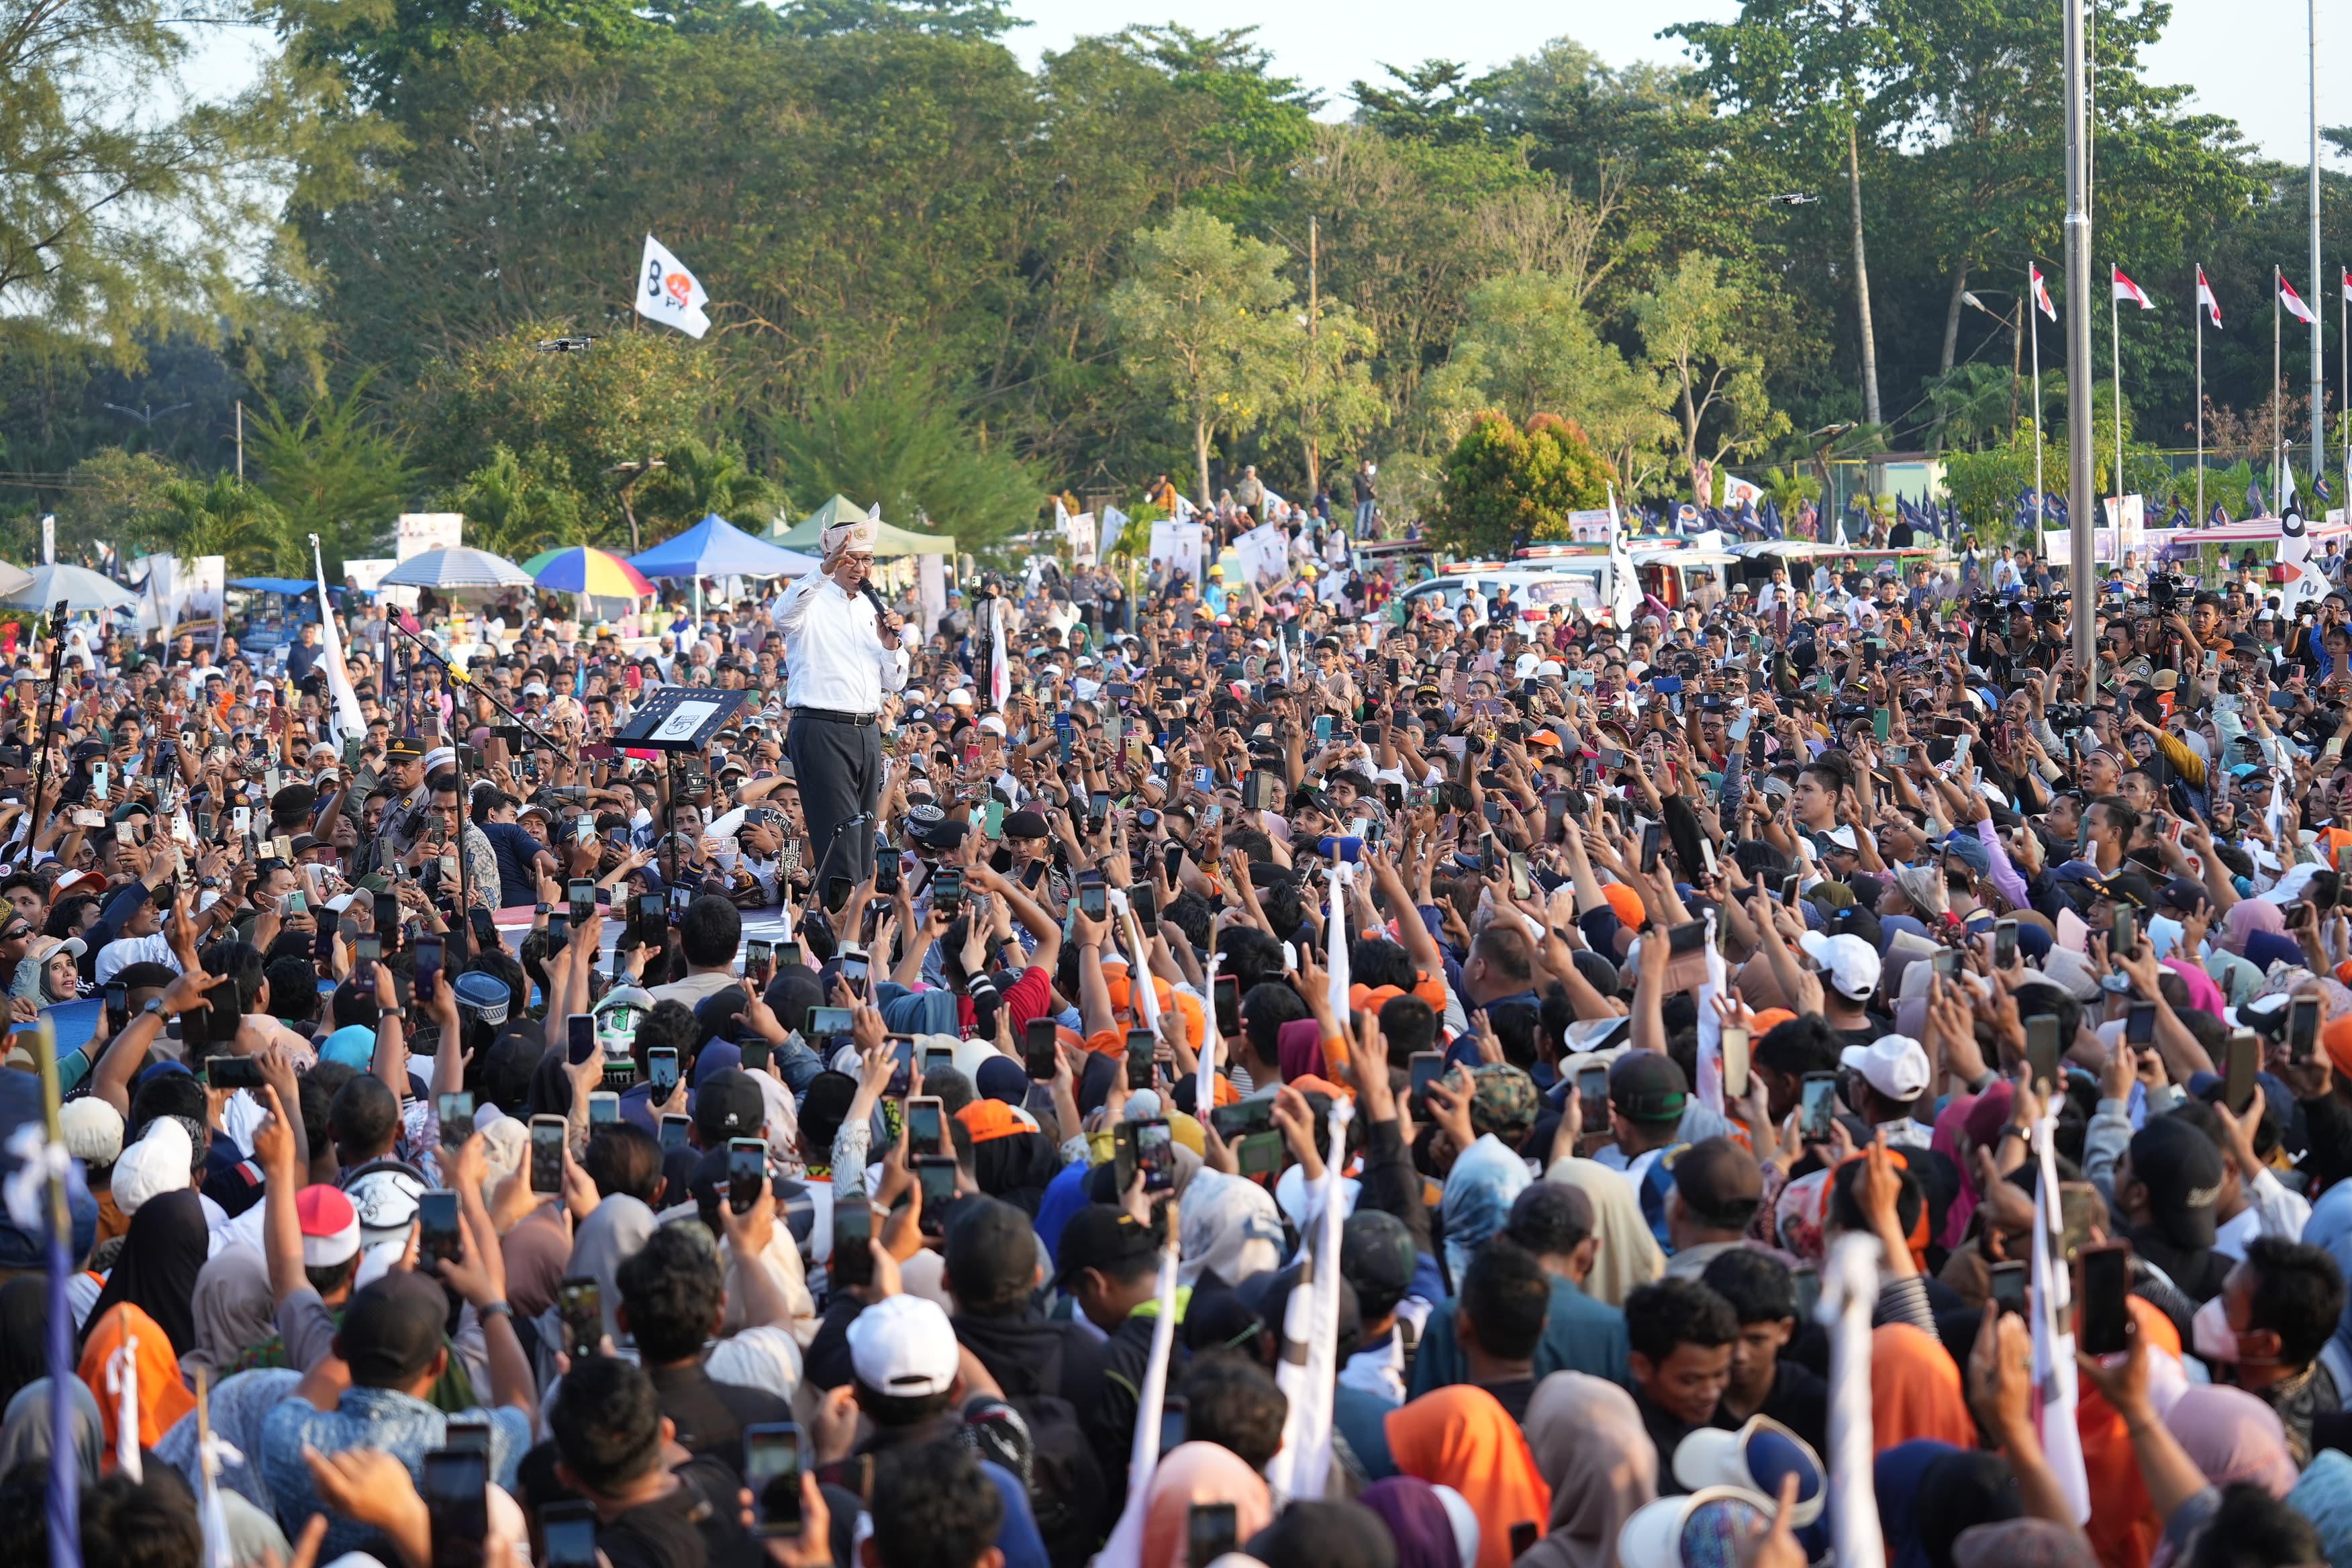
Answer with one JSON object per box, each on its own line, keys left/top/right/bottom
{"left": 378, "top": 549, "right": 537, "bottom": 591}
{"left": 2, "top": 563, "right": 138, "bottom": 611}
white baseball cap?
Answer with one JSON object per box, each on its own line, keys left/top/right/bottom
{"left": 847, "top": 1292, "right": 960, "bottom": 1398}
{"left": 1671, "top": 1418, "right": 1826, "bottom": 1526}
{"left": 1618, "top": 1487, "right": 1779, "bottom": 1568}
{"left": 1798, "top": 931, "right": 1881, "bottom": 1002}
{"left": 1839, "top": 1034, "right": 1931, "bottom": 1102}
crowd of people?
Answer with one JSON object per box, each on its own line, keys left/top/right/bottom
{"left": 7, "top": 514, "right": 2352, "bottom": 1568}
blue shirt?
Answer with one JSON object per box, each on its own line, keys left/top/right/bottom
{"left": 481, "top": 821, "right": 550, "bottom": 910}
{"left": 260, "top": 1386, "right": 531, "bottom": 1559}
{"left": 1409, "top": 1274, "right": 1632, "bottom": 1397}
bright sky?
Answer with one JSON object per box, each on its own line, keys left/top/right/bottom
{"left": 179, "top": 0, "right": 2339, "bottom": 181}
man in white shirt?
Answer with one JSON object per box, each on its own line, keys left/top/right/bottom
{"left": 776, "top": 516, "right": 908, "bottom": 885}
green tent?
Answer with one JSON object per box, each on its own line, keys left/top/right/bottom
{"left": 772, "top": 494, "right": 956, "bottom": 556}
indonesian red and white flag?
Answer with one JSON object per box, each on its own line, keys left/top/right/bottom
{"left": 2196, "top": 266, "right": 2222, "bottom": 328}
{"left": 2282, "top": 274, "right": 2317, "bottom": 324}
{"left": 2112, "top": 265, "right": 2154, "bottom": 309}
{"left": 2342, "top": 266, "right": 2352, "bottom": 300}
{"left": 2031, "top": 265, "right": 2057, "bottom": 322}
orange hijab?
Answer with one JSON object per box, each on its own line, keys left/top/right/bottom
{"left": 1869, "top": 1322, "right": 1974, "bottom": 1452}
{"left": 77, "top": 1302, "right": 193, "bottom": 1465}
{"left": 1386, "top": 1385, "right": 1554, "bottom": 1568}
{"left": 1141, "top": 1442, "right": 1271, "bottom": 1568}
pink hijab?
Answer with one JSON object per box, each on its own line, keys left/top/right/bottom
{"left": 1932, "top": 1093, "right": 1982, "bottom": 1249}
{"left": 1277, "top": 1018, "right": 1328, "bottom": 1083}
{"left": 2224, "top": 899, "right": 2284, "bottom": 957}
{"left": 2163, "top": 1385, "right": 2299, "bottom": 1498}
{"left": 2161, "top": 958, "right": 2226, "bottom": 1017}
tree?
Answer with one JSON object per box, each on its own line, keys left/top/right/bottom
{"left": 244, "top": 375, "right": 418, "bottom": 579}
{"left": 1351, "top": 60, "right": 1487, "bottom": 146}
{"left": 0, "top": 0, "right": 300, "bottom": 358}
{"left": 445, "top": 446, "right": 585, "bottom": 560}
{"left": 769, "top": 360, "right": 1042, "bottom": 554}
{"left": 1432, "top": 410, "right": 1612, "bottom": 558}
{"left": 1103, "top": 208, "right": 1293, "bottom": 505}
{"left": 643, "top": 436, "right": 787, "bottom": 534}
{"left": 1263, "top": 299, "right": 1386, "bottom": 493}
{"left": 154, "top": 477, "right": 290, "bottom": 575}
{"left": 55, "top": 448, "right": 185, "bottom": 562}
{"left": 1422, "top": 270, "right": 1674, "bottom": 494}
{"left": 1634, "top": 256, "right": 1787, "bottom": 486}
{"left": 408, "top": 324, "right": 721, "bottom": 542}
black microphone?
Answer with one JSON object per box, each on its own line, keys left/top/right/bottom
{"left": 861, "top": 585, "right": 899, "bottom": 643}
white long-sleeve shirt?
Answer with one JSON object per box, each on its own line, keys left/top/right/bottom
{"left": 776, "top": 573, "right": 908, "bottom": 714}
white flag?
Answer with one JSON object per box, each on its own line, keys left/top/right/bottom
{"left": 1092, "top": 1242, "right": 1183, "bottom": 1568}
{"left": 988, "top": 597, "right": 1010, "bottom": 712}
{"left": 1607, "top": 485, "right": 1640, "bottom": 629}
{"left": 2032, "top": 1117, "right": 2093, "bottom": 1522}
{"left": 310, "top": 535, "right": 362, "bottom": 740}
{"left": 1266, "top": 1096, "right": 1353, "bottom": 1506}
{"left": 636, "top": 234, "right": 712, "bottom": 339}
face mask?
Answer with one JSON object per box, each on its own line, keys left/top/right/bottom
{"left": 2192, "top": 1294, "right": 2241, "bottom": 1364}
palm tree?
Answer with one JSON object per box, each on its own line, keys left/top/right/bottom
{"left": 448, "top": 446, "right": 584, "bottom": 561}
{"left": 155, "top": 477, "right": 290, "bottom": 575}
{"left": 644, "top": 436, "right": 786, "bottom": 534}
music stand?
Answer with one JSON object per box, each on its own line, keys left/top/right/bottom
{"left": 614, "top": 687, "right": 750, "bottom": 895}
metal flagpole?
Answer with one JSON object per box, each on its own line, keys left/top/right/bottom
{"left": 2065, "top": 0, "right": 2096, "bottom": 689}
{"left": 2032, "top": 260, "right": 2046, "bottom": 532}
{"left": 2342, "top": 266, "right": 2349, "bottom": 513}
{"left": 2312, "top": 0, "right": 2324, "bottom": 479}
{"left": 2277, "top": 266, "right": 2286, "bottom": 504}
{"left": 2112, "top": 273, "right": 2123, "bottom": 511}
{"left": 2196, "top": 268, "right": 2206, "bottom": 526}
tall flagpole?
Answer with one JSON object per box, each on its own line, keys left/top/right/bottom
{"left": 2276, "top": 266, "right": 2286, "bottom": 504}
{"left": 2032, "top": 259, "right": 2046, "bottom": 532}
{"left": 2312, "top": 0, "right": 2324, "bottom": 480}
{"left": 2196, "top": 269, "right": 2205, "bottom": 526}
{"left": 2065, "top": 0, "right": 2095, "bottom": 687}
{"left": 2111, "top": 273, "right": 2123, "bottom": 510}
{"left": 2342, "top": 266, "right": 2349, "bottom": 515}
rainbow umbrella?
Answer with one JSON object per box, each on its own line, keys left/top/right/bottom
{"left": 524, "top": 546, "right": 654, "bottom": 598}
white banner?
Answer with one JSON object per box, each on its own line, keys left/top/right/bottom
{"left": 1234, "top": 522, "right": 1289, "bottom": 587}
{"left": 1148, "top": 520, "right": 1206, "bottom": 583}
{"left": 635, "top": 234, "right": 712, "bottom": 339}
{"left": 1065, "top": 509, "right": 1097, "bottom": 567}
{"left": 1097, "top": 504, "right": 1130, "bottom": 561}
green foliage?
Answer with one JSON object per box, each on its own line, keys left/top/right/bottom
{"left": 54, "top": 448, "right": 186, "bottom": 562}
{"left": 444, "top": 445, "right": 585, "bottom": 560}
{"left": 1432, "top": 411, "right": 1612, "bottom": 557}
{"left": 1942, "top": 432, "right": 2052, "bottom": 538}
{"left": 1759, "top": 464, "right": 1820, "bottom": 518}
{"left": 244, "top": 373, "right": 418, "bottom": 579}
{"left": 1634, "top": 254, "right": 1788, "bottom": 479}
{"left": 642, "top": 436, "right": 786, "bottom": 535}
{"left": 769, "top": 361, "right": 1043, "bottom": 554}
{"left": 1102, "top": 207, "right": 1295, "bottom": 505}
{"left": 155, "top": 476, "right": 292, "bottom": 575}
{"left": 1351, "top": 60, "right": 1487, "bottom": 146}
{"left": 408, "top": 325, "right": 720, "bottom": 543}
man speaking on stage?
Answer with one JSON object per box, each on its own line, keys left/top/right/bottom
{"left": 778, "top": 513, "right": 906, "bottom": 887}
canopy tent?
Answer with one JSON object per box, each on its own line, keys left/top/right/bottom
{"left": 229, "top": 577, "right": 331, "bottom": 597}
{"left": 772, "top": 495, "right": 956, "bottom": 558}
{"left": 4, "top": 564, "right": 136, "bottom": 611}
{"left": 631, "top": 513, "right": 818, "bottom": 580}
{"left": 377, "top": 548, "right": 536, "bottom": 591}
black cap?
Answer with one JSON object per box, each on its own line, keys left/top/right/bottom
{"left": 2128, "top": 1114, "right": 2224, "bottom": 1251}
{"left": 1671, "top": 1136, "right": 1765, "bottom": 1230}
{"left": 1340, "top": 1210, "right": 1416, "bottom": 1305}
{"left": 944, "top": 1197, "right": 1038, "bottom": 1306}
{"left": 385, "top": 737, "right": 424, "bottom": 761}
{"left": 913, "top": 817, "right": 973, "bottom": 851}
{"left": 336, "top": 1273, "right": 449, "bottom": 1388}
{"left": 1052, "top": 1204, "right": 1159, "bottom": 1287}
{"left": 1001, "top": 809, "right": 1050, "bottom": 840}
{"left": 1610, "top": 1051, "right": 1689, "bottom": 1123}
{"left": 693, "top": 1068, "right": 766, "bottom": 1140}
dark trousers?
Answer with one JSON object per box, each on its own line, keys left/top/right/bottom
{"left": 787, "top": 710, "right": 883, "bottom": 893}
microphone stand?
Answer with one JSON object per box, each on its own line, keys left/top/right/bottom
{"left": 19, "top": 600, "right": 68, "bottom": 875}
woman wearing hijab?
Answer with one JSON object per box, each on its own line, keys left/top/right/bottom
{"left": 0, "top": 1376, "right": 104, "bottom": 1485}
{"left": 566, "top": 1192, "right": 656, "bottom": 1342}
{"left": 954, "top": 1099, "right": 1060, "bottom": 1214}
{"left": 1359, "top": 1477, "right": 1473, "bottom": 1568}
{"left": 0, "top": 1277, "right": 51, "bottom": 1410}
{"left": 1543, "top": 1159, "right": 1665, "bottom": 1308}
{"left": 1872, "top": 1323, "right": 1976, "bottom": 1451}
{"left": 2162, "top": 1386, "right": 2299, "bottom": 1499}
{"left": 81, "top": 1187, "right": 207, "bottom": 1360}
{"left": 1248, "top": 1499, "right": 1402, "bottom": 1568}
{"left": 1141, "top": 1441, "right": 1273, "bottom": 1568}
{"left": 1179, "top": 1170, "right": 1285, "bottom": 1288}
{"left": 1384, "top": 1385, "right": 1551, "bottom": 1568}
{"left": 1875, "top": 1441, "right": 2024, "bottom": 1568}
{"left": 1518, "top": 1371, "right": 1657, "bottom": 1568}
{"left": 77, "top": 1301, "right": 193, "bottom": 1459}
{"left": 1441, "top": 1138, "right": 1530, "bottom": 1286}
{"left": 183, "top": 1245, "right": 276, "bottom": 1381}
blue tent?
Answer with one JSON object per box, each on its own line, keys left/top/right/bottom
{"left": 630, "top": 514, "right": 818, "bottom": 581}
{"left": 230, "top": 577, "right": 328, "bottom": 597}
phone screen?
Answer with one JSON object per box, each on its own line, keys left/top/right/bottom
{"left": 1994, "top": 918, "right": 2019, "bottom": 970}
{"left": 832, "top": 1203, "right": 873, "bottom": 1288}
{"left": 1024, "top": 1018, "right": 1059, "bottom": 1080}
{"left": 1136, "top": 1118, "right": 1175, "bottom": 1193}
{"left": 1720, "top": 1026, "right": 1750, "bottom": 1101}
{"left": 648, "top": 1047, "right": 680, "bottom": 1095}
{"left": 1989, "top": 1260, "right": 2028, "bottom": 1316}
{"left": 744, "top": 1424, "right": 803, "bottom": 1535}
{"left": 1410, "top": 1052, "right": 1444, "bottom": 1102}
{"left": 1213, "top": 975, "right": 1240, "bottom": 1038}
{"left": 660, "top": 1113, "right": 692, "bottom": 1148}
{"left": 905, "top": 1097, "right": 944, "bottom": 1157}
{"left": 2291, "top": 997, "right": 2323, "bottom": 1063}
{"left": 2079, "top": 1242, "right": 2133, "bottom": 1357}
{"left": 418, "top": 1189, "right": 462, "bottom": 1265}
{"left": 567, "top": 1014, "right": 597, "bottom": 1066}
{"left": 2025, "top": 1014, "right": 2062, "bottom": 1093}
{"left": 1579, "top": 1066, "right": 1610, "bottom": 1132}
{"left": 413, "top": 935, "right": 442, "bottom": 1006}
{"left": 729, "top": 1137, "right": 765, "bottom": 1214}
{"left": 2111, "top": 907, "right": 2138, "bottom": 961}
{"left": 1800, "top": 1073, "right": 1839, "bottom": 1142}
{"left": 1126, "top": 1028, "right": 1156, "bottom": 1089}
{"left": 2125, "top": 1001, "right": 2155, "bottom": 1046}
{"left": 541, "top": 1503, "right": 599, "bottom": 1568}
{"left": 2226, "top": 1028, "right": 2260, "bottom": 1114}
{"left": 568, "top": 877, "right": 595, "bottom": 926}
{"left": 1079, "top": 881, "right": 1108, "bottom": 920}
{"left": 1638, "top": 821, "right": 1663, "bottom": 873}
{"left": 1189, "top": 1502, "right": 1238, "bottom": 1568}
{"left": 421, "top": 1449, "right": 489, "bottom": 1568}
{"left": 530, "top": 1116, "right": 565, "bottom": 1193}
{"left": 438, "top": 1091, "right": 475, "bottom": 1145}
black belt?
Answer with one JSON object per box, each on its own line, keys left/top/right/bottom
{"left": 790, "top": 707, "right": 877, "bottom": 727}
